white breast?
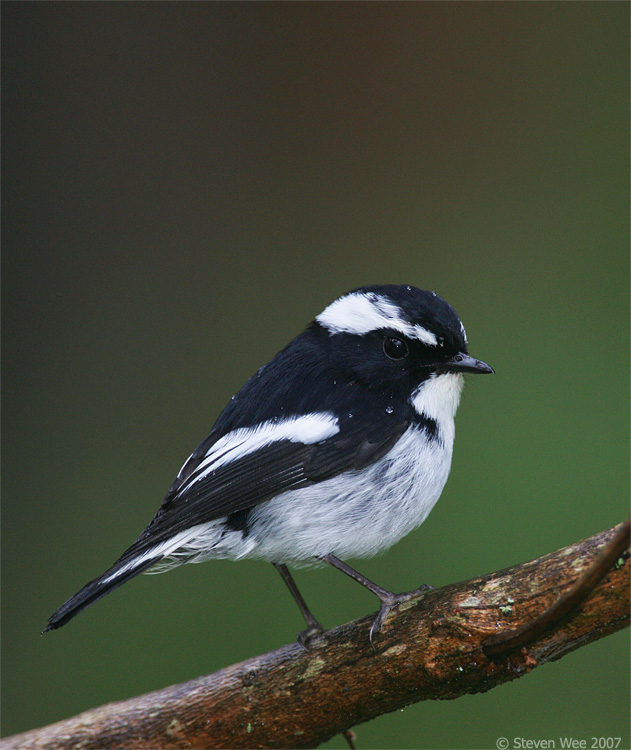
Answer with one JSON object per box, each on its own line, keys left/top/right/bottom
{"left": 150, "top": 372, "right": 464, "bottom": 568}
{"left": 247, "top": 423, "right": 455, "bottom": 562}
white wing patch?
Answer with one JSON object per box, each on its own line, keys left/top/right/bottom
{"left": 183, "top": 413, "right": 339, "bottom": 489}
{"left": 101, "top": 413, "right": 340, "bottom": 585}
{"left": 316, "top": 291, "right": 438, "bottom": 346}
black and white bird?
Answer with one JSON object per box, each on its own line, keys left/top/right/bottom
{"left": 45, "top": 284, "right": 493, "bottom": 643}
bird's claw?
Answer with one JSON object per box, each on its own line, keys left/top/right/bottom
{"left": 369, "top": 584, "right": 434, "bottom": 646}
{"left": 297, "top": 623, "right": 325, "bottom": 650}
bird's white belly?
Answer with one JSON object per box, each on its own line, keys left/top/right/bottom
{"left": 246, "top": 423, "right": 454, "bottom": 561}
{"left": 147, "top": 375, "right": 464, "bottom": 572}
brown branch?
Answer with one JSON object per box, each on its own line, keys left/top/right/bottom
{"left": 3, "top": 521, "right": 629, "bottom": 750}
{"left": 482, "top": 517, "right": 630, "bottom": 657}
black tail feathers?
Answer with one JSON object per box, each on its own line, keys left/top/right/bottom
{"left": 44, "top": 555, "right": 160, "bottom": 633}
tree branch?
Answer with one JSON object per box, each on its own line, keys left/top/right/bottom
{"left": 3, "top": 521, "right": 629, "bottom": 750}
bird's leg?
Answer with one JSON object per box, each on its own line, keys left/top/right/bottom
{"left": 322, "top": 554, "right": 433, "bottom": 644}
{"left": 273, "top": 562, "right": 324, "bottom": 648}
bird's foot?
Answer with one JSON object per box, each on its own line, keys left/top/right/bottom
{"left": 369, "top": 584, "right": 434, "bottom": 645}
{"left": 297, "top": 622, "right": 325, "bottom": 650}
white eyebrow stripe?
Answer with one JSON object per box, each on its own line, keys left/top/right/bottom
{"left": 316, "top": 292, "right": 438, "bottom": 346}
{"left": 180, "top": 413, "right": 340, "bottom": 489}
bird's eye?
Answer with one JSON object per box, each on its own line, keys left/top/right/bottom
{"left": 383, "top": 336, "right": 408, "bottom": 360}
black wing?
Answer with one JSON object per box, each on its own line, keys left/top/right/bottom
{"left": 130, "top": 408, "right": 410, "bottom": 555}
{"left": 45, "top": 321, "right": 414, "bottom": 631}
{"left": 45, "top": 408, "right": 410, "bottom": 632}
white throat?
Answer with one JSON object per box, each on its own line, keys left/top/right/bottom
{"left": 411, "top": 372, "right": 464, "bottom": 443}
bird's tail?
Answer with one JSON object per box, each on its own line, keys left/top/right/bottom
{"left": 43, "top": 553, "right": 162, "bottom": 632}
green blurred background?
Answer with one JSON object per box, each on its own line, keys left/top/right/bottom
{"left": 2, "top": 3, "right": 629, "bottom": 748}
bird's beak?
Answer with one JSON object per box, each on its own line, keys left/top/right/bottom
{"left": 441, "top": 352, "right": 494, "bottom": 375}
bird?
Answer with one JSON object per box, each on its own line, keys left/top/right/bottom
{"left": 45, "top": 284, "right": 493, "bottom": 644}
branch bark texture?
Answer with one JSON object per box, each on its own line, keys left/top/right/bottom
{"left": 4, "top": 522, "right": 629, "bottom": 750}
